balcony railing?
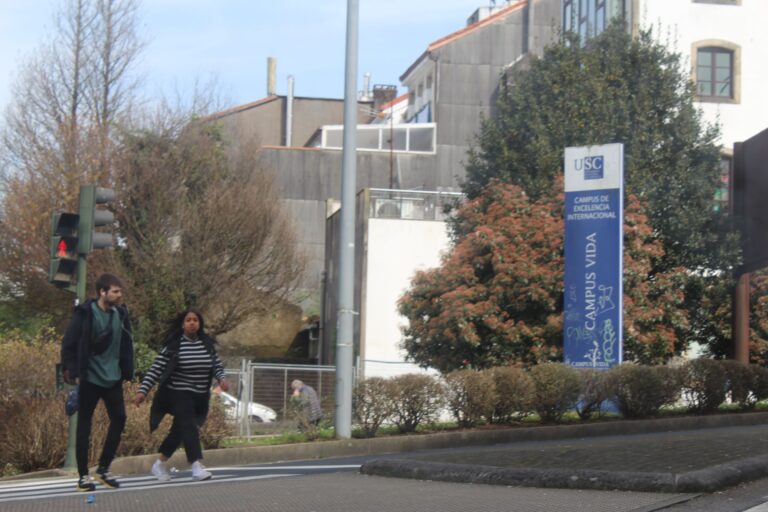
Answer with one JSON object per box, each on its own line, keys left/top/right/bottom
{"left": 320, "top": 123, "right": 436, "bottom": 154}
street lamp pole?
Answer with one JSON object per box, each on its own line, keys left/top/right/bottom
{"left": 335, "top": 0, "right": 359, "bottom": 439}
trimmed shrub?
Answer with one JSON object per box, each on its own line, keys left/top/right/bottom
{"left": 0, "top": 329, "right": 60, "bottom": 400}
{"left": 488, "top": 366, "right": 535, "bottom": 423}
{"left": 681, "top": 359, "right": 728, "bottom": 414}
{"left": 654, "top": 364, "right": 683, "bottom": 406}
{"left": 575, "top": 369, "right": 612, "bottom": 420}
{"left": 528, "top": 363, "right": 583, "bottom": 423}
{"left": 0, "top": 331, "right": 65, "bottom": 473}
{"left": 389, "top": 374, "right": 444, "bottom": 433}
{"left": 607, "top": 364, "right": 671, "bottom": 419}
{"left": 199, "top": 395, "right": 231, "bottom": 449}
{"left": 720, "top": 359, "right": 754, "bottom": 409}
{"left": 0, "top": 397, "right": 68, "bottom": 473}
{"left": 353, "top": 377, "right": 396, "bottom": 437}
{"left": 444, "top": 370, "right": 496, "bottom": 428}
{"left": 750, "top": 364, "right": 768, "bottom": 403}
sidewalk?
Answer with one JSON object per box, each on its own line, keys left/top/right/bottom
{"left": 360, "top": 417, "right": 768, "bottom": 493}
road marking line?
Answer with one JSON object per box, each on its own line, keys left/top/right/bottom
{"left": 0, "top": 474, "right": 298, "bottom": 503}
{"left": 743, "top": 503, "right": 768, "bottom": 512}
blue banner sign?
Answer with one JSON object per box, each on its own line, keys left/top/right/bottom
{"left": 563, "top": 144, "right": 624, "bottom": 368}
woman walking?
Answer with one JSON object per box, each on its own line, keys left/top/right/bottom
{"left": 135, "top": 308, "right": 229, "bottom": 482}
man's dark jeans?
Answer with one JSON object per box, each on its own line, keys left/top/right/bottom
{"left": 76, "top": 381, "right": 126, "bottom": 477}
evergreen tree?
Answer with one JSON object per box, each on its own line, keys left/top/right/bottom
{"left": 464, "top": 22, "right": 738, "bottom": 271}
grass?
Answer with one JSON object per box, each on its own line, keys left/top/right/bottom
{"left": 221, "top": 427, "right": 336, "bottom": 448}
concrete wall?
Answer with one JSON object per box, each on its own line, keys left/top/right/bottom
{"left": 362, "top": 218, "right": 451, "bottom": 378}
{"left": 217, "top": 96, "right": 374, "bottom": 148}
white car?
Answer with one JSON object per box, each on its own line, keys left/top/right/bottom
{"left": 216, "top": 391, "right": 277, "bottom": 423}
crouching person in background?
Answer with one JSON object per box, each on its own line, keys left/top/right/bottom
{"left": 290, "top": 379, "right": 323, "bottom": 433}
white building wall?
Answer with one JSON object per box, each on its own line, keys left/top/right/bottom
{"left": 362, "top": 218, "right": 450, "bottom": 378}
{"left": 641, "top": 0, "right": 768, "bottom": 148}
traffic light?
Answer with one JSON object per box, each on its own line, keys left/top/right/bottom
{"left": 78, "top": 185, "right": 116, "bottom": 254}
{"left": 48, "top": 212, "right": 79, "bottom": 290}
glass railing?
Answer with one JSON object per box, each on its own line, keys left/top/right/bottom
{"left": 368, "top": 188, "right": 463, "bottom": 221}
{"left": 320, "top": 123, "right": 436, "bottom": 154}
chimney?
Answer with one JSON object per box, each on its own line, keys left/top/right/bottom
{"left": 267, "top": 57, "right": 277, "bottom": 96}
{"left": 373, "top": 84, "right": 398, "bottom": 112}
{"left": 362, "top": 72, "right": 371, "bottom": 101}
{"left": 286, "top": 75, "right": 294, "bottom": 146}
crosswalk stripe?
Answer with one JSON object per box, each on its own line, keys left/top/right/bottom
{"left": 0, "top": 473, "right": 298, "bottom": 504}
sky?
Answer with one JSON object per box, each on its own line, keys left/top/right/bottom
{"left": 0, "top": 0, "right": 498, "bottom": 111}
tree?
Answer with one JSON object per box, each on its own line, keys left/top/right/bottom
{"left": 0, "top": 0, "right": 142, "bottom": 322}
{"left": 0, "top": 1, "right": 302, "bottom": 350}
{"left": 398, "top": 178, "right": 688, "bottom": 373}
{"left": 464, "top": 23, "right": 737, "bottom": 272}
{"left": 111, "top": 119, "right": 305, "bottom": 346}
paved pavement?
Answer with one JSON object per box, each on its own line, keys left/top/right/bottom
{"left": 361, "top": 422, "right": 768, "bottom": 493}
{"left": 0, "top": 471, "right": 697, "bottom": 512}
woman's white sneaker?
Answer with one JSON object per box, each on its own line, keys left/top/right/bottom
{"left": 151, "top": 459, "right": 172, "bottom": 482}
{"left": 191, "top": 461, "right": 212, "bottom": 481}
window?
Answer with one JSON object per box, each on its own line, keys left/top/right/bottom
{"left": 563, "top": 0, "right": 622, "bottom": 40}
{"left": 692, "top": 41, "right": 740, "bottom": 103}
{"left": 714, "top": 155, "right": 732, "bottom": 212}
{"left": 697, "top": 48, "right": 733, "bottom": 98}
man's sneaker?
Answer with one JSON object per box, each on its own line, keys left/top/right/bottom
{"left": 95, "top": 467, "right": 120, "bottom": 489}
{"left": 191, "top": 461, "right": 212, "bottom": 481}
{"left": 76, "top": 475, "right": 95, "bottom": 492}
{"left": 151, "top": 459, "right": 172, "bottom": 482}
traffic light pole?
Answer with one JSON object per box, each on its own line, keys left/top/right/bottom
{"left": 63, "top": 252, "right": 88, "bottom": 471}
{"left": 53, "top": 184, "right": 115, "bottom": 472}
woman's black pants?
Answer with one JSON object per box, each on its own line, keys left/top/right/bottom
{"left": 158, "top": 389, "right": 208, "bottom": 463}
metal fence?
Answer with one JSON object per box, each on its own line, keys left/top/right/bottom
{"left": 223, "top": 362, "right": 345, "bottom": 436}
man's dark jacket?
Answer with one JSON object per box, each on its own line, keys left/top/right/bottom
{"left": 60, "top": 299, "right": 135, "bottom": 384}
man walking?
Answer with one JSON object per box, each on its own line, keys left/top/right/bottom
{"left": 61, "top": 273, "right": 134, "bottom": 491}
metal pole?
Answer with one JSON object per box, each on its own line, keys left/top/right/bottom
{"left": 64, "top": 255, "right": 88, "bottom": 471}
{"left": 335, "top": 0, "right": 358, "bottom": 439}
{"left": 734, "top": 272, "right": 750, "bottom": 365}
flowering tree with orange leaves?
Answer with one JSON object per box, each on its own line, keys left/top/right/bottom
{"left": 398, "top": 178, "right": 689, "bottom": 373}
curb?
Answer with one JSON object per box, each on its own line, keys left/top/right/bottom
{"left": 359, "top": 459, "right": 680, "bottom": 492}
{"left": 359, "top": 454, "right": 768, "bottom": 493}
